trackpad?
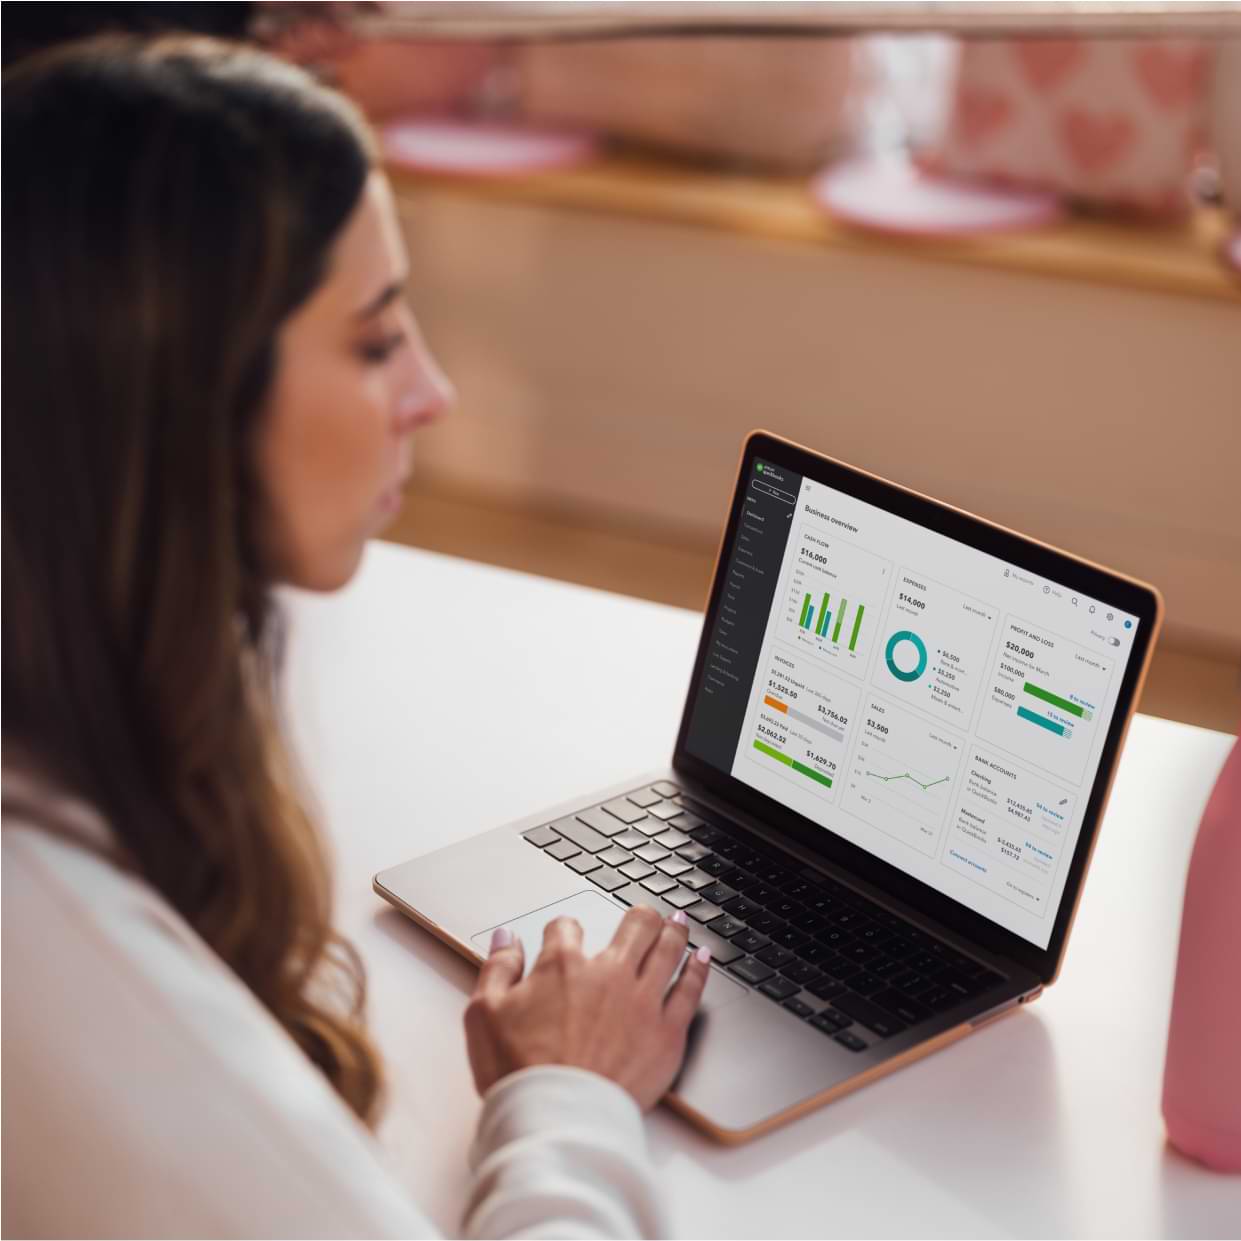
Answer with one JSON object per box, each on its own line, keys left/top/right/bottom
{"left": 471, "top": 891, "right": 746, "bottom": 1012}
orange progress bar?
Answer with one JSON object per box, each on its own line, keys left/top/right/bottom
{"left": 763, "top": 694, "right": 788, "bottom": 713}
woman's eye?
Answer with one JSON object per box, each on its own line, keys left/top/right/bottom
{"left": 358, "top": 333, "right": 406, "bottom": 364}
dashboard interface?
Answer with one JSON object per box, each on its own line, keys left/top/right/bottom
{"left": 684, "top": 457, "right": 1140, "bottom": 948}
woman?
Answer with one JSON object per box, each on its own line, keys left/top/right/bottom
{"left": 1, "top": 37, "right": 710, "bottom": 1239}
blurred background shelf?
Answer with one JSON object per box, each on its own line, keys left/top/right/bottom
{"left": 390, "top": 155, "right": 1240, "bottom": 303}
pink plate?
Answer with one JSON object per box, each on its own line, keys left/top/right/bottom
{"left": 381, "top": 117, "right": 599, "bottom": 177}
{"left": 811, "top": 154, "right": 1064, "bottom": 238}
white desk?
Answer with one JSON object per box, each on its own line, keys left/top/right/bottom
{"left": 281, "top": 540, "right": 1239, "bottom": 1239}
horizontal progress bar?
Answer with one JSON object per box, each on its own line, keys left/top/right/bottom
{"left": 763, "top": 695, "right": 845, "bottom": 744}
{"left": 753, "top": 739, "right": 833, "bottom": 787}
{"left": 1017, "top": 705, "right": 1068, "bottom": 737}
{"left": 1023, "top": 681, "right": 1091, "bottom": 720}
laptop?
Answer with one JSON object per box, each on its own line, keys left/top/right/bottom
{"left": 375, "top": 430, "right": 1161, "bottom": 1143}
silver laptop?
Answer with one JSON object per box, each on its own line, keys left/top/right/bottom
{"left": 376, "top": 430, "right": 1161, "bottom": 1143}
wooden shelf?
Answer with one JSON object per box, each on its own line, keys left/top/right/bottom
{"left": 388, "top": 152, "right": 1241, "bottom": 304}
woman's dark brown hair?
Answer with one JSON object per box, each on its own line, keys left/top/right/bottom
{"left": 3, "top": 37, "right": 383, "bottom": 1119}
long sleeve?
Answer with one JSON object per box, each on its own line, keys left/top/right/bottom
{"left": 2, "top": 807, "right": 665, "bottom": 1240}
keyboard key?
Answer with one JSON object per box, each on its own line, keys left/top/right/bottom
{"left": 523, "top": 825, "right": 561, "bottom": 848}
{"left": 872, "top": 989, "right": 932, "bottom": 1026}
{"left": 641, "top": 874, "right": 679, "bottom": 896}
{"left": 797, "top": 942, "right": 833, "bottom": 964}
{"left": 599, "top": 845, "right": 633, "bottom": 867}
{"left": 781, "top": 960, "right": 824, "bottom": 987}
{"left": 921, "top": 986, "right": 958, "bottom": 1012}
{"left": 652, "top": 781, "right": 680, "bottom": 798}
{"left": 664, "top": 886, "right": 701, "bottom": 910}
{"left": 576, "top": 807, "right": 628, "bottom": 837}
{"left": 845, "top": 943, "right": 882, "bottom": 965}
{"left": 654, "top": 828, "right": 691, "bottom": 849}
{"left": 685, "top": 925, "right": 743, "bottom": 965}
{"left": 728, "top": 957, "right": 775, "bottom": 986}
{"left": 678, "top": 869, "right": 715, "bottom": 892}
{"left": 721, "top": 896, "right": 762, "bottom": 920}
{"left": 676, "top": 841, "right": 712, "bottom": 863}
{"left": 807, "top": 976, "right": 847, "bottom": 1001}
{"left": 648, "top": 801, "right": 682, "bottom": 821}
{"left": 588, "top": 866, "right": 629, "bottom": 893}
{"left": 772, "top": 928, "right": 810, "bottom": 951}
{"left": 783, "top": 997, "right": 814, "bottom": 1019}
{"left": 634, "top": 842, "right": 670, "bottom": 864}
{"left": 684, "top": 900, "right": 722, "bottom": 923}
{"left": 655, "top": 856, "right": 693, "bottom": 877}
{"left": 882, "top": 937, "right": 917, "bottom": 960}
{"left": 627, "top": 788, "right": 664, "bottom": 808}
{"left": 566, "top": 853, "right": 601, "bottom": 875}
{"left": 888, "top": 970, "right": 924, "bottom": 993}
{"left": 834, "top": 1031, "right": 868, "bottom": 1052}
{"left": 632, "top": 820, "right": 666, "bottom": 838}
{"left": 788, "top": 911, "right": 828, "bottom": 934}
{"left": 613, "top": 829, "right": 648, "bottom": 850}
{"left": 909, "top": 953, "right": 939, "bottom": 973}
{"left": 700, "top": 883, "right": 739, "bottom": 907}
{"left": 619, "top": 860, "right": 654, "bottom": 881}
{"left": 755, "top": 944, "right": 797, "bottom": 970}
{"left": 698, "top": 855, "right": 731, "bottom": 876}
{"left": 809, "top": 1011, "right": 844, "bottom": 1036}
{"left": 614, "top": 883, "right": 675, "bottom": 918}
{"left": 850, "top": 972, "right": 886, "bottom": 996}
{"left": 602, "top": 799, "right": 646, "bottom": 825}
{"left": 553, "top": 818, "right": 611, "bottom": 854}
{"left": 731, "top": 929, "right": 770, "bottom": 955}
{"left": 872, "top": 957, "right": 904, "bottom": 978}
{"left": 748, "top": 913, "right": 786, "bottom": 936}
{"left": 858, "top": 924, "right": 895, "bottom": 945}
{"left": 759, "top": 977, "right": 801, "bottom": 1002}
{"left": 686, "top": 822, "right": 721, "bottom": 845}
{"left": 707, "top": 915, "right": 746, "bottom": 939}
{"left": 546, "top": 838, "right": 581, "bottom": 861}
{"left": 781, "top": 880, "right": 815, "bottom": 901}
{"left": 833, "top": 993, "right": 908, "bottom": 1038}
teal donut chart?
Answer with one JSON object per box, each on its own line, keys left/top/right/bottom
{"left": 885, "top": 630, "right": 928, "bottom": 682}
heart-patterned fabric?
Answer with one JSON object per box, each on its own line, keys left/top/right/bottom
{"left": 927, "top": 39, "right": 1211, "bottom": 212}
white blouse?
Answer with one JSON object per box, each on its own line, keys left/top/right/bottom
{"left": 1, "top": 774, "right": 667, "bottom": 1239}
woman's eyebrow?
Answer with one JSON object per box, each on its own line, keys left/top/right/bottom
{"left": 353, "top": 277, "right": 407, "bottom": 320}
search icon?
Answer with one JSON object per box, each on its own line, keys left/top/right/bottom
{"left": 1089, "top": 604, "right": 1096, "bottom": 614}
{"left": 1072, "top": 596, "right": 1078, "bottom": 606}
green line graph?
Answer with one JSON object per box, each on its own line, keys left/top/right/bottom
{"left": 865, "top": 769, "right": 950, "bottom": 792}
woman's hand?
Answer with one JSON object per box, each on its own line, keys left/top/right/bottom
{"left": 464, "top": 907, "right": 712, "bottom": 1111}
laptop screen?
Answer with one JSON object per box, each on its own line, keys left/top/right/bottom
{"left": 683, "top": 454, "right": 1142, "bottom": 950}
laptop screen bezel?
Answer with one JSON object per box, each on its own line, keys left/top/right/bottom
{"left": 673, "top": 431, "right": 1160, "bottom": 985}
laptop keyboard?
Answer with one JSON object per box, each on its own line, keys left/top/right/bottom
{"left": 522, "top": 781, "right": 1007, "bottom": 1053}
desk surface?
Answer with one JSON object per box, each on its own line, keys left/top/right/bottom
{"left": 281, "top": 540, "right": 1238, "bottom": 1238}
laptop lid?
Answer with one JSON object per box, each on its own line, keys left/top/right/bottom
{"left": 674, "top": 432, "right": 1161, "bottom": 985}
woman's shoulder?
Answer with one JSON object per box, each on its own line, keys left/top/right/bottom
{"left": 1, "top": 762, "right": 426, "bottom": 1239}
{"left": 2, "top": 761, "right": 218, "bottom": 967}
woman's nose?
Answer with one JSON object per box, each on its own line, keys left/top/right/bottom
{"left": 395, "top": 336, "right": 455, "bottom": 435}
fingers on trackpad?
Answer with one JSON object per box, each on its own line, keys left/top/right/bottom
{"left": 471, "top": 891, "right": 746, "bottom": 1012}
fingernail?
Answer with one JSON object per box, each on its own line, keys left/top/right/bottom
{"left": 490, "top": 926, "right": 513, "bottom": 952}
{"left": 695, "top": 946, "right": 711, "bottom": 964}
{"left": 671, "top": 910, "right": 688, "bottom": 926}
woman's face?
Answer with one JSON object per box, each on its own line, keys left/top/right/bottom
{"left": 257, "top": 171, "right": 453, "bottom": 591}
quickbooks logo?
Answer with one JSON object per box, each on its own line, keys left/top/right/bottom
{"left": 756, "top": 463, "right": 764, "bottom": 472}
